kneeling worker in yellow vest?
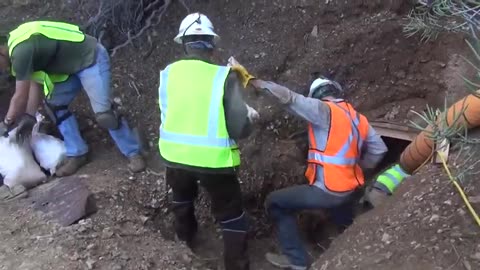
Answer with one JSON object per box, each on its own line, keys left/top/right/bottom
{"left": 251, "top": 78, "right": 388, "bottom": 269}
{"left": 0, "top": 21, "right": 146, "bottom": 177}
{"left": 158, "top": 13, "right": 258, "bottom": 270}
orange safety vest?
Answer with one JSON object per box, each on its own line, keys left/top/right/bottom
{"left": 305, "top": 100, "right": 369, "bottom": 192}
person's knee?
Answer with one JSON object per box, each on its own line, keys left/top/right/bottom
{"left": 265, "top": 190, "right": 283, "bottom": 211}
{"left": 95, "top": 109, "right": 120, "bottom": 130}
{"left": 220, "top": 211, "right": 248, "bottom": 232}
{"left": 264, "top": 192, "right": 283, "bottom": 219}
{"left": 170, "top": 182, "right": 198, "bottom": 203}
{"left": 211, "top": 193, "right": 247, "bottom": 231}
{"left": 207, "top": 177, "right": 244, "bottom": 221}
{"left": 44, "top": 103, "right": 73, "bottom": 126}
{"left": 213, "top": 196, "right": 243, "bottom": 221}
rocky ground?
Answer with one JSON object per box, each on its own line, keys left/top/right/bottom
{"left": 1, "top": 0, "right": 479, "bottom": 270}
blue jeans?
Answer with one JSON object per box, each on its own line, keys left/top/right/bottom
{"left": 46, "top": 43, "right": 140, "bottom": 158}
{"left": 265, "top": 185, "right": 355, "bottom": 267}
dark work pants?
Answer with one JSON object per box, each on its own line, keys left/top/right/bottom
{"left": 265, "top": 185, "right": 355, "bottom": 267}
{"left": 166, "top": 167, "right": 249, "bottom": 270}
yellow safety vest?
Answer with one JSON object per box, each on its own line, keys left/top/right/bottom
{"left": 158, "top": 60, "right": 241, "bottom": 168}
{"left": 8, "top": 21, "right": 86, "bottom": 97}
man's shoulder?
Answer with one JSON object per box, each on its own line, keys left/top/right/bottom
{"left": 11, "top": 35, "right": 58, "bottom": 55}
{"left": 10, "top": 40, "right": 35, "bottom": 77}
{"left": 10, "top": 38, "right": 33, "bottom": 56}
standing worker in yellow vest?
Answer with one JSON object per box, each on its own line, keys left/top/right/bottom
{"left": 0, "top": 21, "right": 146, "bottom": 176}
{"left": 158, "top": 13, "right": 258, "bottom": 270}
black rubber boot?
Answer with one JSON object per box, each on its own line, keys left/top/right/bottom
{"left": 223, "top": 230, "right": 249, "bottom": 270}
{"left": 220, "top": 212, "right": 250, "bottom": 270}
{"left": 172, "top": 201, "right": 198, "bottom": 248}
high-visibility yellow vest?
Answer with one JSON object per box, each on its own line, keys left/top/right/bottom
{"left": 158, "top": 59, "right": 241, "bottom": 168}
{"left": 8, "top": 21, "right": 86, "bottom": 98}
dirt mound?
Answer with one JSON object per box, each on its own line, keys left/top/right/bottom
{"left": 312, "top": 140, "right": 480, "bottom": 270}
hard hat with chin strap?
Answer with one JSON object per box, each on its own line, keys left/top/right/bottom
{"left": 308, "top": 77, "right": 344, "bottom": 99}
{"left": 174, "top": 13, "right": 219, "bottom": 44}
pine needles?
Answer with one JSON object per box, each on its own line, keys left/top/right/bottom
{"left": 403, "top": 1, "right": 480, "bottom": 42}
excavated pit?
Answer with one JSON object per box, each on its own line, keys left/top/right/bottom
{"left": 290, "top": 134, "right": 413, "bottom": 261}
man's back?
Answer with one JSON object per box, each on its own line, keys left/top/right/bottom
{"left": 159, "top": 59, "right": 242, "bottom": 171}
{"left": 10, "top": 34, "right": 97, "bottom": 80}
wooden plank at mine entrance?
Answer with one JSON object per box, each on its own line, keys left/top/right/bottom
{"left": 370, "top": 121, "right": 419, "bottom": 142}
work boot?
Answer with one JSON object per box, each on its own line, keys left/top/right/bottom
{"left": 223, "top": 230, "right": 250, "bottom": 270}
{"left": 172, "top": 201, "right": 198, "bottom": 248}
{"left": 265, "top": 253, "right": 307, "bottom": 270}
{"left": 127, "top": 154, "right": 146, "bottom": 173}
{"left": 55, "top": 155, "right": 88, "bottom": 177}
{"left": 220, "top": 212, "right": 250, "bottom": 270}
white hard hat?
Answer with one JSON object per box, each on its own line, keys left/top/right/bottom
{"left": 174, "top": 13, "right": 219, "bottom": 44}
{"left": 308, "top": 77, "right": 343, "bottom": 98}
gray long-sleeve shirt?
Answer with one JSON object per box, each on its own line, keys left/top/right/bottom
{"left": 158, "top": 54, "right": 252, "bottom": 174}
{"left": 255, "top": 80, "right": 388, "bottom": 196}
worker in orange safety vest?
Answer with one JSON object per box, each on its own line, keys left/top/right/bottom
{"left": 250, "top": 77, "right": 388, "bottom": 270}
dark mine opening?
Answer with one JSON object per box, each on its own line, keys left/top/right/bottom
{"left": 367, "top": 135, "right": 411, "bottom": 180}
{"left": 298, "top": 134, "right": 412, "bottom": 254}
{"left": 244, "top": 132, "right": 414, "bottom": 238}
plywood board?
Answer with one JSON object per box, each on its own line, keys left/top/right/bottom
{"left": 370, "top": 121, "right": 419, "bottom": 141}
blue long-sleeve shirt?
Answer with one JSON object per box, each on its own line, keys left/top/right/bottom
{"left": 257, "top": 80, "right": 388, "bottom": 196}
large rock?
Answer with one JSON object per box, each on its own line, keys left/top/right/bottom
{"left": 28, "top": 176, "right": 97, "bottom": 226}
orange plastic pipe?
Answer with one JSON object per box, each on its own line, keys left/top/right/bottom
{"left": 399, "top": 90, "right": 480, "bottom": 174}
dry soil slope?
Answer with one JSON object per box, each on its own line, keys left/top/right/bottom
{"left": 312, "top": 136, "right": 480, "bottom": 270}
{"left": 1, "top": 1, "right": 478, "bottom": 269}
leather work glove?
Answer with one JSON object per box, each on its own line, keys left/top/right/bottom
{"left": 363, "top": 186, "right": 389, "bottom": 208}
{"left": 14, "top": 114, "right": 37, "bottom": 144}
{"left": 0, "top": 121, "right": 8, "bottom": 137}
{"left": 246, "top": 104, "right": 260, "bottom": 123}
{"left": 228, "top": 56, "right": 256, "bottom": 88}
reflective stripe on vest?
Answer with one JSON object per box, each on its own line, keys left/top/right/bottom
{"left": 307, "top": 103, "right": 364, "bottom": 165}
{"left": 305, "top": 100, "right": 369, "bottom": 192}
{"left": 158, "top": 60, "right": 240, "bottom": 168}
{"left": 8, "top": 21, "right": 85, "bottom": 97}
{"left": 376, "top": 164, "right": 410, "bottom": 193}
